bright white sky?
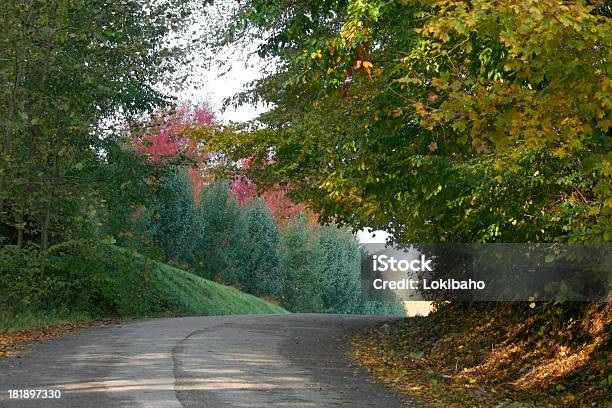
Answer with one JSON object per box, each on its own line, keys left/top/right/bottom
{"left": 177, "top": 55, "right": 267, "bottom": 123}
{"left": 171, "top": 2, "right": 268, "bottom": 124}
{"left": 356, "top": 229, "right": 390, "bottom": 244}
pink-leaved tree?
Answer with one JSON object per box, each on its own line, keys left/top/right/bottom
{"left": 134, "top": 103, "right": 215, "bottom": 199}
{"left": 133, "top": 103, "right": 307, "bottom": 221}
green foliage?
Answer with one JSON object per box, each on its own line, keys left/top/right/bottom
{"left": 277, "top": 217, "right": 326, "bottom": 312}
{"left": 0, "top": 243, "right": 286, "bottom": 333}
{"left": 137, "top": 168, "right": 199, "bottom": 264}
{"left": 202, "top": 0, "right": 611, "bottom": 244}
{"left": 277, "top": 216, "right": 404, "bottom": 315}
{"left": 134, "top": 177, "right": 394, "bottom": 314}
{"left": 0, "top": 241, "right": 176, "bottom": 318}
{"left": 0, "top": 0, "right": 203, "bottom": 249}
{"left": 0, "top": 244, "right": 44, "bottom": 313}
{"left": 195, "top": 180, "right": 249, "bottom": 280}
{"left": 240, "top": 199, "right": 281, "bottom": 296}
{"left": 100, "top": 141, "right": 176, "bottom": 246}
{"left": 0, "top": 310, "right": 92, "bottom": 334}
{"left": 316, "top": 225, "right": 362, "bottom": 313}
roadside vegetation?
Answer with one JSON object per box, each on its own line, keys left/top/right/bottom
{"left": 0, "top": 0, "right": 609, "bottom": 405}
{"left": 1, "top": 243, "right": 285, "bottom": 333}
{"left": 194, "top": 1, "right": 611, "bottom": 407}
{"left": 126, "top": 161, "right": 404, "bottom": 316}
{"left": 350, "top": 302, "right": 610, "bottom": 407}
{"left": 0, "top": 0, "right": 400, "bottom": 346}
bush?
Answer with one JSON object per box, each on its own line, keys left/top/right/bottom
{"left": 0, "top": 244, "right": 44, "bottom": 313}
{"left": 0, "top": 242, "right": 177, "bottom": 319}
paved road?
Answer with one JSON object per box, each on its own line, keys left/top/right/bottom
{"left": 0, "top": 314, "right": 415, "bottom": 407}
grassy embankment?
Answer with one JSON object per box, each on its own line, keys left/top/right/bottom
{"left": 1, "top": 244, "right": 286, "bottom": 336}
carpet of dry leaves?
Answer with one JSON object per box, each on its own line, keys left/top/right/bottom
{"left": 349, "top": 302, "right": 611, "bottom": 407}
{"left": 0, "top": 319, "right": 121, "bottom": 358}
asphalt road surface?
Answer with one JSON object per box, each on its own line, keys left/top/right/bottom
{"left": 0, "top": 314, "right": 417, "bottom": 407}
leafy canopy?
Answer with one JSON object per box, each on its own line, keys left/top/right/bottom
{"left": 196, "top": 0, "right": 611, "bottom": 243}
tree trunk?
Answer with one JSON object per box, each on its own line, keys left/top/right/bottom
{"left": 41, "top": 201, "right": 50, "bottom": 250}
{"left": 16, "top": 209, "right": 23, "bottom": 248}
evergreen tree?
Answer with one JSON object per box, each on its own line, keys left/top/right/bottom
{"left": 242, "top": 199, "right": 281, "bottom": 297}
{"left": 137, "top": 168, "right": 198, "bottom": 265}
{"left": 278, "top": 216, "right": 325, "bottom": 312}
{"left": 316, "top": 226, "right": 362, "bottom": 314}
{"left": 195, "top": 181, "right": 248, "bottom": 281}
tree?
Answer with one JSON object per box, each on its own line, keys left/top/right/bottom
{"left": 277, "top": 216, "right": 325, "bottom": 312}
{"left": 275, "top": 216, "right": 403, "bottom": 314}
{"left": 198, "top": 0, "right": 611, "bottom": 244}
{"left": 137, "top": 168, "right": 198, "bottom": 265}
{"left": 0, "top": 0, "right": 203, "bottom": 249}
{"left": 134, "top": 103, "right": 216, "bottom": 200}
{"left": 316, "top": 225, "right": 362, "bottom": 313}
{"left": 195, "top": 180, "right": 248, "bottom": 281}
{"left": 229, "top": 159, "right": 306, "bottom": 224}
{"left": 241, "top": 198, "right": 281, "bottom": 296}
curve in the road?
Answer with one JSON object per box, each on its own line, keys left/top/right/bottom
{"left": 0, "top": 314, "right": 419, "bottom": 408}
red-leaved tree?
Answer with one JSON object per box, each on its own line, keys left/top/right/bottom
{"left": 134, "top": 103, "right": 215, "bottom": 199}
{"left": 229, "top": 158, "right": 307, "bottom": 223}
{"left": 133, "top": 104, "right": 309, "bottom": 221}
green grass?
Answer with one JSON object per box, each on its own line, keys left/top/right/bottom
{"left": 0, "top": 310, "right": 93, "bottom": 334}
{"left": 162, "top": 262, "right": 286, "bottom": 315}
{"left": 0, "top": 244, "right": 286, "bottom": 334}
{"left": 110, "top": 246, "right": 287, "bottom": 315}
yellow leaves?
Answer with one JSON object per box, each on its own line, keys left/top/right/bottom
{"left": 1, "top": 320, "right": 119, "bottom": 358}
{"left": 493, "top": 161, "right": 504, "bottom": 171}
{"left": 390, "top": 107, "right": 403, "bottom": 117}
{"left": 587, "top": 206, "right": 600, "bottom": 216}
{"left": 597, "top": 119, "right": 611, "bottom": 132}
{"left": 341, "top": 29, "right": 357, "bottom": 43}
{"left": 431, "top": 77, "right": 446, "bottom": 90}
{"left": 362, "top": 60, "right": 373, "bottom": 76}
{"left": 355, "top": 60, "right": 374, "bottom": 77}
{"left": 562, "top": 393, "right": 577, "bottom": 404}
{"left": 494, "top": 175, "right": 503, "bottom": 183}
{"left": 413, "top": 101, "right": 427, "bottom": 117}
{"left": 310, "top": 49, "right": 322, "bottom": 59}
{"left": 553, "top": 148, "right": 567, "bottom": 159}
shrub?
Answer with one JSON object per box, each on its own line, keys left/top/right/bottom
{"left": 0, "top": 241, "right": 178, "bottom": 319}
